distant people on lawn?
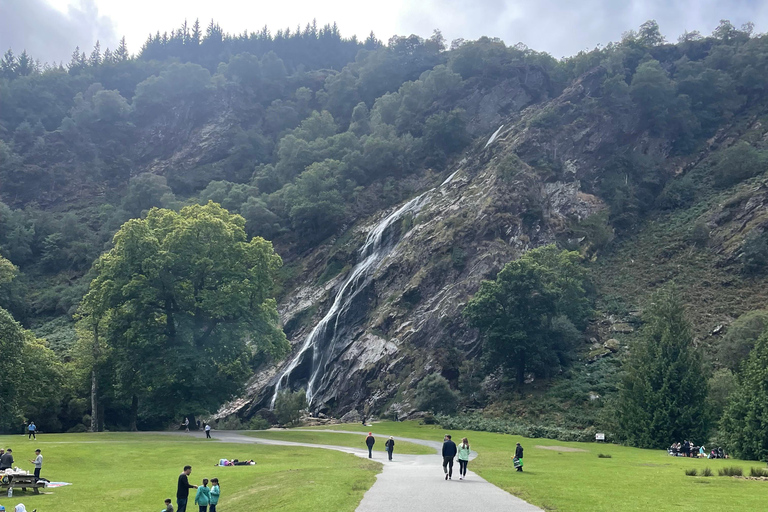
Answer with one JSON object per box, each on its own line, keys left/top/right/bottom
{"left": 194, "top": 478, "right": 211, "bottom": 512}
{"left": 209, "top": 478, "right": 220, "bottom": 512}
{"left": 184, "top": 418, "right": 190, "bottom": 433}
{"left": 514, "top": 442, "right": 524, "bottom": 472}
{"left": 163, "top": 498, "right": 174, "bottom": 512}
{"left": 0, "top": 448, "right": 14, "bottom": 470}
{"left": 29, "top": 449, "right": 42, "bottom": 481}
{"left": 365, "top": 433, "right": 375, "bottom": 458}
{"left": 27, "top": 422, "right": 36, "bottom": 440}
{"left": 457, "top": 438, "right": 470, "bottom": 480}
{"left": 385, "top": 436, "right": 395, "bottom": 461}
{"left": 442, "top": 435, "right": 457, "bottom": 480}
{"left": 176, "top": 465, "right": 198, "bottom": 512}
{"left": 205, "top": 424, "right": 212, "bottom": 439}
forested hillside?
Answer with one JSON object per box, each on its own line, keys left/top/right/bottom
{"left": 3, "top": 18, "right": 768, "bottom": 456}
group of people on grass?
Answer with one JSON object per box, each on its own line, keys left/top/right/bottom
{"left": 364, "top": 432, "right": 524, "bottom": 479}
{"left": 183, "top": 418, "right": 213, "bottom": 438}
{"left": 668, "top": 441, "right": 728, "bottom": 459}
{"left": 0, "top": 449, "right": 43, "bottom": 482}
{"left": 173, "top": 465, "right": 221, "bottom": 512}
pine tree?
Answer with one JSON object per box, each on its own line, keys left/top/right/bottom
{"left": 16, "top": 50, "right": 32, "bottom": 76}
{"left": 191, "top": 19, "right": 202, "bottom": 46}
{"left": 616, "top": 293, "right": 709, "bottom": 448}
{"left": 115, "top": 37, "right": 129, "bottom": 61}
{"left": 89, "top": 41, "right": 102, "bottom": 66}
{"left": 67, "top": 46, "right": 82, "bottom": 71}
{"left": 102, "top": 48, "right": 114, "bottom": 64}
{"left": 1, "top": 49, "right": 17, "bottom": 79}
{"left": 720, "top": 333, "right": 768, "bottom": 460}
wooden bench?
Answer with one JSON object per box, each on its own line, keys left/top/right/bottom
{"left": 0, "top": 473, "right": 45, "bottom": 494}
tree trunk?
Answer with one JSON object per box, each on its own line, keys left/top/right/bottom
{"left": 129, "top": 394, "right": 139, "bottom": 431}
{"left": 516, "top": 351, "right": 526, "bottom": 387}
{"left": 90, "top": 323, "right": 100, "bottom": 433}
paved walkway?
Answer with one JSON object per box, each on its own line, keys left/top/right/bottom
{"left": 176, "top": 429, "right": 542, "bottom": 512}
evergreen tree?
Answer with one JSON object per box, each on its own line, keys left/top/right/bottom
{"left": 16, "top": 50, "right": 33, "bottom": 76}
{"left": 191, "top": 19, "right": 202, "bottom": 46}
{"left": 115, "top": 37, "right": 129, "bottom": 61}
{"left": 720, "top": 333, "right": 768, "bottom": 460}
{"left": 1, "top": 49, "right": 16, "bottom": 79}
{"left": 89, "top": 41, "right": 102, "bottom": 67}
{"left": 616, "top": 293, "right": 709, "bottom": 448}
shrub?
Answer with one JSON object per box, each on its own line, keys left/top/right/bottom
{"left": 421, "top": 413, "right": 437, "bottom": 425}
{"left": 750, "top": 467, "right": 768, "bottom": 477}
{"left": 685, "top": 468, "right": 698, "bottom": 476}
{"left": 742, "top": 230, "right": 768, "bottom": 275}
{"left": 717, "top": 310, "right": 768, "bottom": 371}
{"left": 415, "top": 374, "right": 459, "bottom": 415}
{"left": 274, "top": 389, "right": 307, "bottom": 427}
{"left": 689, "top": 220, "right": 710, "bottom": 247}
{"left": 702, "top": 467, "right": 713, "bottom": 477}
{"left": 712, "top": 142, "right": 765, "bottom": 188}
{"left": 66, "top": 423, "right": 88, "bottom": 433}
{"left": 436, "top": 413, "right": 605, "bottom": 443}
{"left": 718, "top": 467, "right": 743, "bottom": 477}
{"left": 248, "top": 416, "right": 271, "bottom": 430}
{"left": 598, "top": 453, "right": 612, "bottom": 458}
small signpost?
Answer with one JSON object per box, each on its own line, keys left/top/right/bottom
{"left": 595, "top": 433, "right": 606, "bottom": 442}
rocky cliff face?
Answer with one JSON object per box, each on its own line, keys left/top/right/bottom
{"left": 220, "top": 80, "right": 610, "bottom": 419}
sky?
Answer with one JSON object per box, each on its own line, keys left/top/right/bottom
{"left": 1, "top": 0, "right": 768, "bottom": 65}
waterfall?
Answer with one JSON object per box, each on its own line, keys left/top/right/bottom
{"left": 270, "top": 192, "right": 432, "bottom": 408}
{"left": 485, "top": 124, "right": 504, "bottom": 148}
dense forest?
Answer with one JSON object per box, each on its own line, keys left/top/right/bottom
{"left": 3, "top": 17, "right": 768, "bottom": 458}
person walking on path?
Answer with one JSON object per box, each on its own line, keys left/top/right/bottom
{"left": 442, "top": 435, "right": 457, "bottom": 480}
{"left": 209, "top": 478, "right": 220, "bottom": 512}
{"left": 27, "top": 422, "right": 36, "bottom": 440}
{"left": 514, "top": 442, "right": 524, "bottom": 472}
{"left": 365, "top": 433, "right": 375, "bottom": 458}
{"left": 0, "top": 448, "right": 13, "bottom": 470}
{"left": 194, "top": 478, "right": 211, "bottom": 512}
{"left": 385, "top": 437, "right": 395, "bottom": 461}
{"left": 28, "top": 449, "right": 42, "bottom": 481}
{"left": 184, "top": 418, "right": 190, "bottom": 433}
{"left": 177, "top": 465, "right": 197, "bottom": 512}
{"left": 457, "top": 438, "right": 470, "bottom": 480}
{"left": 205, "top": 424, "right": 212, "bottom": 439}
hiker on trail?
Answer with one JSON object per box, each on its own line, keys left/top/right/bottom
{"left": 184, "top": 418, "right": 190, "bottom": 433}
{"left": 514, "top": 442, "right": 524, "bottom": 472}
{"left": 442, "top": 435, "right": 457, "bottom": 480}
{"left": 163, "top": 498, "right": 174, "bottom": 512}
{"left": 457, "top": 438, "right": 470, "bottom": 480}
{"left": 385, "top": 436, "right": 395, "bottom": 461}
{"left": 0, "top": 448, "right": 14, "bottom": 470}
{"left": 209, "top": 478, "right": 220, "bottom": 512}
{"left": 205, "top": 424, "right": 212, "bottom": 439}
{"left": 28, "top": 449, "right": 42, "bottom": 481}
{"left": 365, "top": 433, "right": 375, "bottom": 458}
{"left": 176, "top": 465, "right": 198, "bottom": 512}
{"left": 27, "top": 423, "right": 36, "bottom": 440}
{"left": 194, "top": 478, "right": 211, "bottom": 512}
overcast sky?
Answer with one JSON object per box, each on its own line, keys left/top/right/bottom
{"left": 2, "top": 0, "right": 768, "bottom": 65}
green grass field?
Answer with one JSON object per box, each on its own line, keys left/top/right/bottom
{"left": 311, "top": 421, "right": 768, "bottom": 511}
{"left": 0, "top": 432, "right": 379, "bottom": 512}
{"left": 244, "top": 430, "right": 435, "bottom": 455}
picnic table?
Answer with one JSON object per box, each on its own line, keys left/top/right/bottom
{"left": 0, "top": 470, "right": 45, "bottom": 494}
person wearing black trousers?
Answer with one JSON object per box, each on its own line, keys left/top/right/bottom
{"left": 514, "top": 442, "right": 524, "bottom": 472}
{"left": 442, "top": 435, "right": 457, "bottom": 480}
{"left": 385, "top": 437, "right": 395, "bottom": 461}
{"left": 365, "top": 433, "right": 375, "bottom": 458}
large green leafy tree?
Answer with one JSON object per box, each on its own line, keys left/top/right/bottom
{"left": 616, "top": 294, "right": 708, "bottom": 448}
{"left": 78, "top": 202, "right": 288, "bottom": 429}
{"left": 720, "top": 333, "right": 768, "bottom": 460}
{"left": 463, "top": 245, "right": 590, "bottom": 386}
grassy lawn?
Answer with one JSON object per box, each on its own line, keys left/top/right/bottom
{"left": 310, "top": 421, "right": 768, "bottom": 511}
{"left": 244, "top": 430, "right": 435, "bottom": 455}
{"left": 0, "top": 432, "right": 379, "bottom": 512}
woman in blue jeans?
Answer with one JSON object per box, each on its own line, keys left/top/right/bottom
{"left": 209, "top": 478, "right": 220, "bottom": 512}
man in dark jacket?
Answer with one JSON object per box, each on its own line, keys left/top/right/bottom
{"left": 442, "top": 435, "right": 457, "bottom": 480}
{"left": 514, "top": 442, "right": 524, "bottom": 472}
{"left": 0, "top": 448, "right": 13, "bottom": 470}
{"left": 365, "top": 433, "right": 375, "bottom": 458}
{"left": 176, "top": 465, "right": 197, "bottom": 512}
{"left": 385, "top": 437, "right": 395, "bottom": 461}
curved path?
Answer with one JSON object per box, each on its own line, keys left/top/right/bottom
{"left": 174, "top": 429, "right": 542, "bottom": 512}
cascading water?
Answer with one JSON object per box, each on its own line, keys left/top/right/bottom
{"left": 270, "top": 192, "right": 432, "bottom": 408}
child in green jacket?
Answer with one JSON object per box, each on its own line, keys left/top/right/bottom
{"left": 209, "top": 478, "right": 220, "bottom": 512}
{"left": 194, "top": 478, "right": 211, "bottom": 511}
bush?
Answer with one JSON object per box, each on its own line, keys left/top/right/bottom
{"left": 750, "top": 467, "right": 768, "bottom": 477}
{"left": 421, "top": 413, "right": 437, "bottom": 425}
{"left": 66, "top": 423, "right": 88, "bottom": 433}
{"left": 712, "top": 142, "right": 765, "bottom": 188}
{"left": 717, "top": 310, "right": 768, "bottom": 371}
{"left": 718, "top": 467, "right": 743, "bottom": 477}
{"left": 598, "top": 453, "right": 612, "bottom": 458}
{"left": 274, "top": 389, "right": 307, "bottom": 427}
{"left": 436, "top": 413, "right": 605, "bottom": 443}
{"left": 248, "top": 416, "right": 271, "bottom": 430}
{"left": 702, "top": 467, "right": 713, "bottom": 477}
{"left": 415, "top": 374, "right": 459, "bottom": 415}
{"left": 742, "top": 230, "right": 768, "bottom": 275}
{"left": 689, "top": 220, "right": 710, "bottom": 247}
{"left": 685, "top": 468, "right": 698, "bottom": 476}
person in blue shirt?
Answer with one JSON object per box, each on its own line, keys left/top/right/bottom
{"left": 27, "top": 422, "right": 36, "bottom": 440}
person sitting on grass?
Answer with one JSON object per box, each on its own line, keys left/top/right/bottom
{"left": 194, "top": 478, "right": 210, "bottom": 512}
{"left": 209, "top": 478, "right": 220, "bottom": 512}
{"left": 162, "top": 498, "right": 174, "bottom": 512}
